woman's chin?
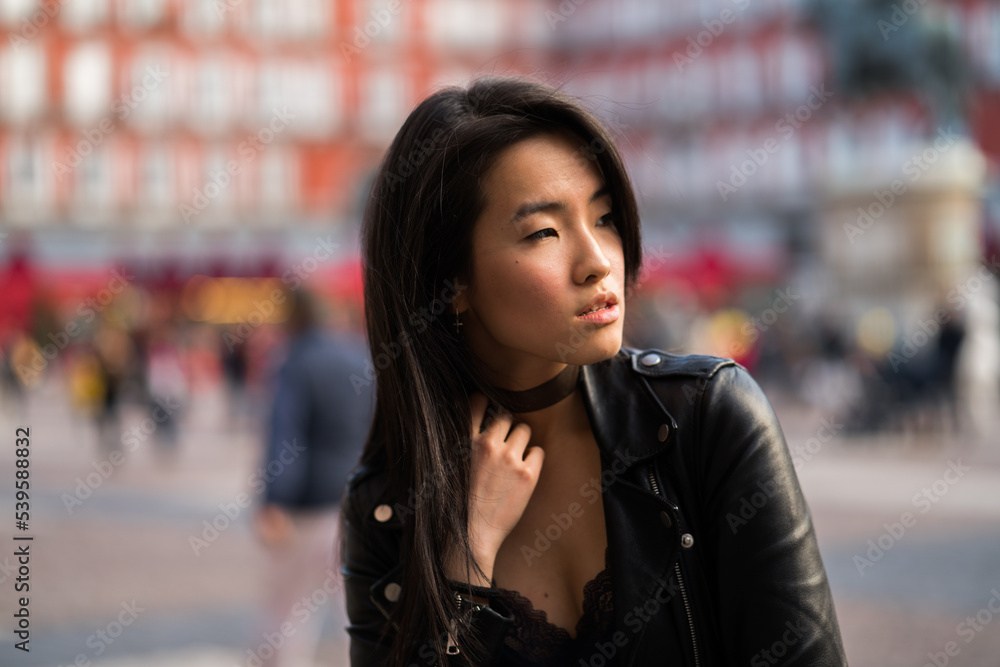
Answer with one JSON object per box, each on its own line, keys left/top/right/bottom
{"left": 557, "top": 333, "right": 624, "bottom": 366}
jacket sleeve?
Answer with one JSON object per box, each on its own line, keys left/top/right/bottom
{"left": 695, "top": 364, "right": 848, "bottom": 666}
{"left": 341, "top": 475, "right": 516, "bottom": 666}
{"left": 341, "top": 478, "right": 397, "bottom": 665}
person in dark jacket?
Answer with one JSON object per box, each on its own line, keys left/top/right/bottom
{"left": 254, "top": 288, "right": 374, "bottom": 667}
{"left": 339, "top": 76, "right": 847, "bottom": 667}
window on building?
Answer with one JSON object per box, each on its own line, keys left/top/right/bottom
{"left": 776, "top": 129, "right": 802, "bottom": 194}
{"left": 657, "top": 67, "right": 681, "bottom": 120}
{"left": 117, "top": 0, "right": 166, "bottom": 29}
{"left": 250, "top": 0, "right": 281, "bottom": 39}
{"left": 290, "top": 0, "right": 328, "bottom": 38}
{"left": 731, "top": 45, "right": 762, "bottom": 110}
{"left": 125, "top": 46, "right": 173, "bottom": 129}
{"left": 427, "top": 0, "right": 499, "bottom": 48}
{"left": 61, "top": 0, "right": 110, "bottom": 31}
{"left": 180, "top": 0, "right": 225, "bottom": 37}
{"left": 254, "top": 59, "right": 329, "bottom": 132}
{"left": 139, "top": 142, "right": 174, "bottom": 208}
{"left": 285, "top": 61, "right": 336, "bottom": 136}
{"left": 191, "top": 53, "right": 234, "bottom": 132}
{"left": 3, "top": 134, "right": 52, "bottom": 212}
{"left": 615, "top": 0, "right": 657, "bottom": 40}
{"left": 780, "top": 36, "right": 813, "bottom": 103}
{"left": 826, "top": 117, "right": 855, "bottom": 184}
{"left": 72, "top": 143, "right": 115, "bottom": 214}
{"left": 367, "top": 0, "right": 404, "bottom": 43}
{"left": 0, "top": 42, "right": 46, "bottom": 122}
{"left": 0, "top": 0, "right": 35, "bottom": 24}
{"left": 64, "top": 41, "right": 112, "bottom": 126}
{"left": 361, "top": 67, "right": 406, "bottom": 135}
{"left": 201, "top": 145, "right": 235, "bottom": 213}
{"left": 684, "top": 58, "right": 712, "bottom": 118}
{"left": 256, "top": 61, "right": 284, "bottom": 126}
{"left": 259, "top": 145, "right": 297, "bottom": 212}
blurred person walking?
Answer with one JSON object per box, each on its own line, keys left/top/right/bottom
{"left": 0, "top": 330, "right": 30, "bottom": 415}
{"left": 253, "top": 288, "right": 374, "bottom": 667}
{"left": 220, "top": 327, "right": 251, "bottom": 425}
{"left": 92, "top": 324, "right": 137, "bottom": 452}
{"left": 142, "top": 327, "right": 189, "bottom": 461}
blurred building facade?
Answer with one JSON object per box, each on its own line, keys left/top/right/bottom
{"left": 546, "top": 0, "right": 999, "bottom": 283}
{"left": 2, "top": 0, "right": 998, "bottom": 260}
{"left": 2, "top": 0, "right": 1000, "bottom": 416}
{"left": 0, "top": 0, "right": 546, "bottom": 341}
{"left": 0, "top": 0, "right": 546, "bottom": 230}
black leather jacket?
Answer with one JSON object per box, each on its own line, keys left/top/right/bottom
{"left": 340, "top": 347, "right": 848, "bottom": 666}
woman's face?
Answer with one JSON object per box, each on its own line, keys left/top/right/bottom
{"left": 454, "top": 131, "right": 626, "bottom": 388}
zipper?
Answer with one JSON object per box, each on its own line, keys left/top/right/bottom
{"left": 646, "top": 465, "right": 701, "bottom": 667}
{"left": 646, "top": 466, "right": 662, "bottom": 497}
{"left": 673, "top": 561, "right": 701, "bottom": 667}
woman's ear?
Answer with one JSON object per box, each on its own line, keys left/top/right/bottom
{"left": 450, "top": 275, "right": 470, "bottom": 314}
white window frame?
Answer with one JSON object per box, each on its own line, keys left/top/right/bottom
{"left": 0, "top": 41, "right": 46, "bottom": 123}
{"left": 64, "top": 41, "right": 112, "bottom": 127}
{"left": 60, "top": 0, "right": 110, "bottom": 31}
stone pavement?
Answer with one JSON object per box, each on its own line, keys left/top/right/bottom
{"left": 773, "top": 397, "right": 1000, "bottom": 667}
{"left": 1, "top": 377, "right": 999, "bottom": 667}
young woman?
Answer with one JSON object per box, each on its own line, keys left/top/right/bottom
{"left": 339, "top": 76, "right": 847, "bottom": 667}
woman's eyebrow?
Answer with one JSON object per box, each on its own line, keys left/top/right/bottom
{"left": 508, "top": 184, "right": 610, "bottom": 226}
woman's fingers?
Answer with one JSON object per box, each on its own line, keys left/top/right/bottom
{"left": 521, "top": 442, "right": 545, "bottom": 476}
{"left": 462, "top": 392, "right": 543, "bottom": 562}
{"left": 469, "top": 392, "right": 489, "bottom": 435}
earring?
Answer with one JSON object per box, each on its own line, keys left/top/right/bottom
{"left": 454, "top": 310, "right": 463, "bottom": 335}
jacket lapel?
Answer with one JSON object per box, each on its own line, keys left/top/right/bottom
{"left": 579, "top": 348, "right": 682, "bottom": 660}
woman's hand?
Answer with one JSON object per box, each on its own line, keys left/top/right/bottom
{"left": 445, "top": 392, "right": 544, "bottom": 587}
{"left": 253, "top": 503, "right": 295, "bottom": 549}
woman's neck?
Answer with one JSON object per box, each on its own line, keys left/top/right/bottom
{"left": 512, "top": 387, "right": 590, "bottom": 449}
{"left": 490, "top": 363, "right": 579, "bottom": 413}
{"left": 478, "top": 359, "right": 590, "bottom": 448}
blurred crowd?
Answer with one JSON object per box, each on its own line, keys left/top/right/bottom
{"left": 0, "top": 281, "right": 366, "bottom": 456}
{"left": 2, "top": 261, "right": 998, "bottom": 460}
{"left": 624, "top": 266, "right": 999, "bottom": 439}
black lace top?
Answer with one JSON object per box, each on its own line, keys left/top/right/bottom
{"left": 492, "top": 547, "right": 616, "bottom": 667}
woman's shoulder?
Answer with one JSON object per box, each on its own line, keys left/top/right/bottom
{"left": 342, "top": 458, "right": 401, "bottom": 528}
{"left": 619, "top": 345, "right": 742, "bottom": 380}
{"left": 618, "top": 345, "right": 771, "bottom": 424}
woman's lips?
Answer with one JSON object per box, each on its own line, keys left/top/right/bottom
{"left": 576, "top": 302, "right": 619, "bottom": 324}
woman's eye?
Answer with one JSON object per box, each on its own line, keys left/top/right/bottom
{"left": 526, "top": 228, "right": 557, "bottom": 241}
{"left": 525, "top": 214, "right": 614, "bottom": 241}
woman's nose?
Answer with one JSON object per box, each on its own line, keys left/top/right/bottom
{"left": 572, "top": 225, "right": 613, "bottom": 285}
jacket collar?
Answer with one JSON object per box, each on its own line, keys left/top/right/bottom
{"left": 579, "top": 347, "right": 679, "bottom": 466}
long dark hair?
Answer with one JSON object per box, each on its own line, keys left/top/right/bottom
{"left": 349, "top": 76, "right": 643, "bottom": 666}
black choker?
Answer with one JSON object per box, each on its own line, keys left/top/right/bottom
{"left": 491, "top": 364, "right": 581, "bottom": 413}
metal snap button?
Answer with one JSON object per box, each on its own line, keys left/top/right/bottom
{"left": 374, "top": 504, "right": 393, "bottom": 522}
{"left": 657, "top": 423, "right": 670, "bottom": 442}
{"left": 640, "top": 353, "right": 662, "bottom": 367}
{"left": 384, "top": 582, "right": 401, "bottom": 602}
{"left": 681, "top": 533, "right": 694, "bottom": 549}
{"left": 660, "top": 510, "right": 672, "bottom": 528}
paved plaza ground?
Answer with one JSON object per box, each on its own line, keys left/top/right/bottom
{"left": 1, "top": 377, "right": 999, "bottom": 667}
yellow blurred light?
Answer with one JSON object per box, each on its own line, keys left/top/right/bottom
{"left": 181, "top": 275, "right": 211, "bottom": 321}
{"left": 181, "top": 276, "right": 289, "bottom": 324}
{"left": 856, "top": 307, "right": 897, "bottom": 356}
{"left": 706, "top": 308, "right": 752, "bottom": 358}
